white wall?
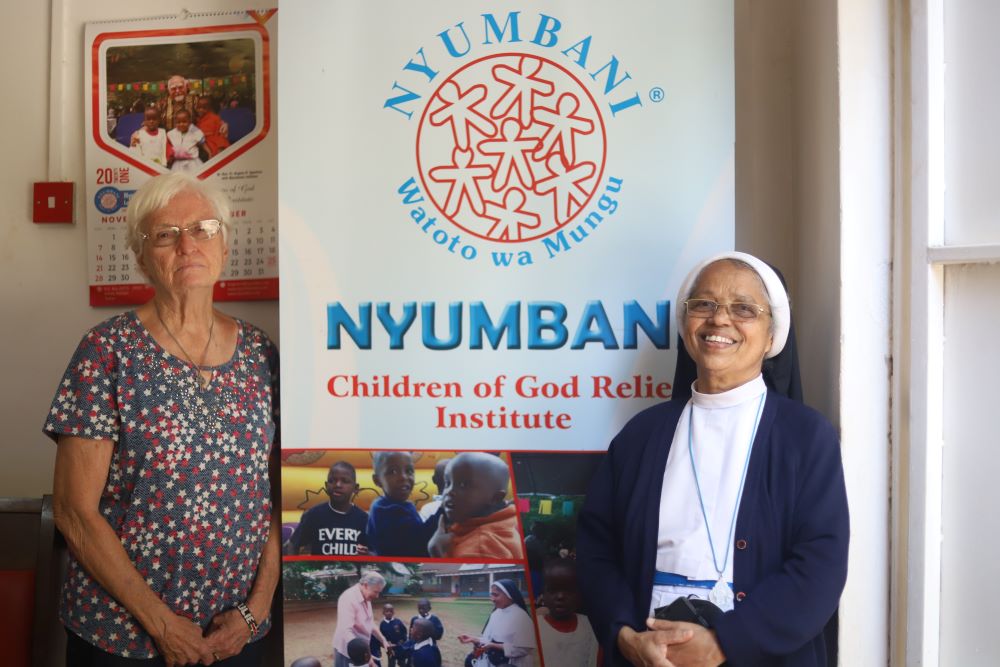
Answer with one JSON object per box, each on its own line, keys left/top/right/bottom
{"left": 0, "top": 0, "right": 278, "bottom": 498}
{"left": 740, "top": 2, "right": 893, "bottom": 665}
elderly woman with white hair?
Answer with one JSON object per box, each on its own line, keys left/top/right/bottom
{"left": 332, "top": 571, "right": 390, "bottom": 667}
{"left": 577, "top": 252, "right": 849, "bottom": 667}
{"left": 44, "top": 173, "right": 280, "bottom": 666}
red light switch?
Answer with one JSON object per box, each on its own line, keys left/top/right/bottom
{"left": 33, "top": 182, "right": 74, "bottom": 223}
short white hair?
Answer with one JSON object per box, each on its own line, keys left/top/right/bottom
{"left": 125, "top": 173, "right": 229, "bottom": 261}
{"left": 359, "top": 571, "right": 386, "bottom": 588}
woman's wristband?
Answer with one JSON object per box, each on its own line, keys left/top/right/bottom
{"left": 236, "top": 602, "right": 259, "bottom": 636}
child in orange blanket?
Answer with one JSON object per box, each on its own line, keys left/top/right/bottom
{"left": 427, "top": 452, "right": 524, "bottom": 559}
{"left": 195, "top": 95, "right": 230, "bottom": 158}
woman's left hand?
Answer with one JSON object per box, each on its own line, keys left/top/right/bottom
{"left": 645, "top": 619, "right": 726, "bottom": 667}
{"left": 205, "top": 608, "right": 253, "bottom": 660}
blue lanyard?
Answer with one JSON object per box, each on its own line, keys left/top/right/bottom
{"left": 687, "top": 392, "right": 765, "bottom": 581}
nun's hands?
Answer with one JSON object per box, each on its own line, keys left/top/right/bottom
{"left": 616, "top": 622, "right": 693, "bottom": 667}
{"left": 644, "top": 619, "right": 726, "bottom": 667}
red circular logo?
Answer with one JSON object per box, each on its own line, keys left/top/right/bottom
{"left": 416, "top": 53, "right": 607, "bottom": 243}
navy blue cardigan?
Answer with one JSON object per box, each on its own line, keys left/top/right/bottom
{"left": 577, "top": 393, "right": 849, "bottom": 666}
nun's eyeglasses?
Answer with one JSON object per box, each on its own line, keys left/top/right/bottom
{"left": 142, "top": 219, "right": 222, "bottom": 247}
{"left": 684, "top": 298, "right": 770, "bottom": 322}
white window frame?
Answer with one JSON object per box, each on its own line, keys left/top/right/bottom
{"left": 893, "top": 0, "right": 1000, "bottom": 664}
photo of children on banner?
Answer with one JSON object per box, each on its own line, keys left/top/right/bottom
{"left": 103, "top": 39, "right": 257, "bottom": 167}
{"left": 410, "top": 599, "right": 445, "bottom": 645}
{"left": 281, "top": 450, "right": 523, "bottom": 559}
{"left": 366, "top": 451, "right": 438, "bottom": 557}
{"left": 371, "top": 603, "right": 405, "bottom": 667}
{"left": 284, "top": 561, "right": 528, "bottom": 666}
{"left": 348, "top": 637, "right": 373, "bottom": 667}
{"left": 428, "top": 452, "right": 524, "bottom": 560}
{"left": 286, "top": 460, "right": 369, "bottom": 556}
{"left": 419, "top": 458, "right": 451, "bottom": 520}
{"left": 397, "top": 617, "right": 444, "bottom": 667}
{"left": 535, "top": 559, "right": 600, "bottom": 667}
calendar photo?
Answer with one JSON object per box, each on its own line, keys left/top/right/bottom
{"left": 84, "top": 10, "right": 278, "bottom": 306}
{"left": 100, "top": 37, "right": 260, "bottom": 176}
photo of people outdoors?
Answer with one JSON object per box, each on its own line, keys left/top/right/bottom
{"left": 283, "top": 561, "right": 536, "bottom": 667}
{"left": 281, "top": 450, "right": 606, "bottom": 666}
{"left": 281, "top": 450, "right": 525, "bottom": 560}
{"left": 102, "top": 38, "right": 258, "bottom": 171}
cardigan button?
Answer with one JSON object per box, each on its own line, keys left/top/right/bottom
{"left": 735, "top": 591, "right": 746, "bottom": 602}
{"left": 736, "top": 539, "right": 748, "bottom": 550}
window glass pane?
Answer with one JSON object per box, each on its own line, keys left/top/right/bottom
{"left": 944, "top": 0, "right": 1000, "bottom": 244}
{"left": 940, "top": 263, "right": 1000, "bottom": 662}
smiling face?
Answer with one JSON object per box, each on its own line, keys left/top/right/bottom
{"left": 167, "top": 76, "right": 188, "bottom": 101}
{"left": 196, "top": 97, "right": 212, "bottom": 119}
{"left": 382, "top": 603, "right": 395, "bottom": 620}
{"left": 373, "top": 452, "right": 415, "bottom": 502}
{"left": 682, "top": 260, "right": 773, "bottom": 394}
{"left": 174, "top": 110, "right": 192, "bottom": 133}
{"left": 325, "top": 463, "right": 358, "bottom": 510}
{"left": 490, "top": 584, "right": 513, "bottom": 609}
{"left": 359, "top": 581, "right": 384, "bottom": 602}
{"left": 138, "top": 189, "right": 226, "bottom": 296}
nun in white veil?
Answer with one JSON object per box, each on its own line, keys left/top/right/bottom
{"left": 459, "top": 579, "right": 537, "bottom": 667}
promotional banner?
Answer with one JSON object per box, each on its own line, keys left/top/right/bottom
{"left": 281, "top": 1, "right": 734, "bottom": 450}
{"left": 280, "top": 2, "right": 733, "bottom": 665}
{"left": 84, "top": 10, "right": 278, "bottom": 306}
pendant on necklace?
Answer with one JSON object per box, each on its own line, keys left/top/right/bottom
{"left": 709, "top": 577, "right": 734, "bottom": 611}
{"left": 199, "top": 372, "right": 211, "bottom": 390}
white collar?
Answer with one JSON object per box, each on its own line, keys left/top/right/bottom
{"left": 413, "top": 638, "right": 434, "bottom": 650}
{"left": 691, "top": 374, "right": 766, "bottom": 410}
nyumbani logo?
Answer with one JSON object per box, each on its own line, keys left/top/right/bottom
{"left": 386, "top": 11, "right": 646, "bottom": 267}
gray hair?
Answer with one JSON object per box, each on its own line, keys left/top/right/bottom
{"left": 359, "top": 571, "right": 386, "bottom": 588}
{"left": 125, "top": 173, "right": 230, "bottom": 262}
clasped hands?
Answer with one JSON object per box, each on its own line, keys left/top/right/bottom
{"left": 617, "top": 619, "right": 726, "bottom": 667}
{"left": 154, "top": 608, "right": 252, "bottom": 666}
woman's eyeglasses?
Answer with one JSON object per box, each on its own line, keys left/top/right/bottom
{"left": 142, "top": 219, "right": 222, "bottom": 247}
{"left": 684, "top": 298, "right": 770, "bottom": 322}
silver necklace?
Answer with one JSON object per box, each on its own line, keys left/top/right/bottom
{"left": 687, "top": 392, "right": 765, "bottom": 610}
{"left": 155, "top": 305, "right": 215, "bottom": 390}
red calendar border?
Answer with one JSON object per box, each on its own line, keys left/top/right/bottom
{"left": 90, "top": 277, "right": 278, "bottom": 306}
{"left": 90, "top": 21, "right": 272, "bottom": 180}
